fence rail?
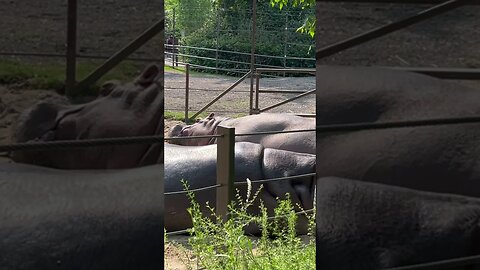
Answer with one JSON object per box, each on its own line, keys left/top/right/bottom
{"left": 253, "top": 68, "right": 315, "bottom": 114}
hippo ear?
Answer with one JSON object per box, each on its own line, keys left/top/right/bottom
{"left": 11, "top": 102, "right": 63, "bottom": 143}
{"left": 135, "top": 64, "right": 160, "bottom": 87}
{"left": 168, "top": 125, "right": 183, "bottom": 137}
{"left": 11, "top": 102, "right": 84, "bottom": 143}
{"left": 207, "top": 112, "right": 215, "bottom": 119}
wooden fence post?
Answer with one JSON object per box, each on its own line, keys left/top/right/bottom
{"left": 185, "top": 64, "right": 190, "bottom": 123}
{"left": 216, "top": 126, "right": 235, "bottom": 222}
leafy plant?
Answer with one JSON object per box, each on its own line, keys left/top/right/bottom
{"left": 164, "top": 179, "right": 316, "bottom": 270}
{"left": 270, "top": 0, "right": 315, "bottom": 37}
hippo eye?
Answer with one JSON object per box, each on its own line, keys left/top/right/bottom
{"left": 99, "top": 81, "right": 119, "bottom": 97}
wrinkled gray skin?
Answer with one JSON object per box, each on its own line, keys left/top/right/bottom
{"left": 168, "top": 113, "right": 315, "bottom": 154}
{"left": 317, "top": 177, "right": 480, "bottom": 270}
{"left": 10, "top": 64, "right": 164, "bottom": 169}
{"left": 0, "top": 162, "right": 163, "bottom": 270}
{"left": 316, "top": 66, "right": 480, "bottom": 197}
{"left": 165, "top": 142, "right": 316, "bottom": 234}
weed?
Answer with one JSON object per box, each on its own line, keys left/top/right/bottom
{"left": 164, "top": 179, "right": 315, "bottom": 270}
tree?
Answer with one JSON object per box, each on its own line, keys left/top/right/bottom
{"left": 270, "top": 0, "right": 315, "bottom": 37}
{"left": 166, "top": 0, "right": 214, "bottom": 36}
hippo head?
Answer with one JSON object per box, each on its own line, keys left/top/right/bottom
{"left": 167, "top": 113, "right": 226, "bottom": 146}
{"left": 10, "top": 64, "right": 164, "bottom": 169}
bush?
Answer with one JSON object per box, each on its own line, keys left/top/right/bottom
{"left": 164, "top": 179, "right": 316, "bottom": 270}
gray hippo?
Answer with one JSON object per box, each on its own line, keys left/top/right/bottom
{"left": 165, "top": 142, "right": 316, "bottom": 234}
{"left": 316, "top": 66, "right": 480, "bottom": 197}
{"left": 168, "top": 113, "right": 316, "bottom": 154}
{"left": 10, "top": 64, "right": 163, "bottom": 169}
{"left": 316, "top": 177, "right": 480, "bottom": 270}
{"left": 0, "top": 142, "right": 314, "bottom": 269}
{"left": 0, "top": 162, "right": 163, "bottom": 270}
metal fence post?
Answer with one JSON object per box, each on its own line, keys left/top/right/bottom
{"left": 255, "top": 72, "right": 260, "bottom": 113}
{"left": 249, "top": 0, "right": 257, "bottom": 115}
{"left": 249, "top": 69, "right": 254, "bottom": 115}
{"left": 283, "top": 12, "right": 288, "bottom": 77}
{"left": 172, "top": 8, "right": 176, "bottom": 68}
{"left": 66, "top": 0, "right": 77, "bottom": 97}
{"left": 216, "top": 126, "right": 235, "bottom": 222}
{"left": 215, "top": 8, "right": 219, "bottom": 74}
{"left": 185, "top": 64, "right": 190, "bottom": 123}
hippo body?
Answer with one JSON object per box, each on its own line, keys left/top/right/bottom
{"left": 165, "top": 142, "right": 316, "bottom": 234}
{"left": 317, "top": 177, "right": 480, "bottom": 270}
{"left": 168, "top": 113, "right": 316, "bottom": 154}
{"left": 10, "top": 64, "right": 164, "bottom": 169}
{"left": 0, "top": 141, "right": 315, "bottom": 270}
{"left": 316, "top": 66, "right": 480, "bottom": 197}
{"left": 0, "top": 162, "right": 163, "bottom": 270}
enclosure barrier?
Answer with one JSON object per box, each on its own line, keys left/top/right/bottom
{"left": 164, "top": 44, "right": 314, "bottom": 71}
{"left": 178, "top": 65, "right": 316, "bottom": 122}
{"left": 180, "top": 64, "right": 253, "bottom": 122}
{"left": 252, "top": 67, "right": 315, "bottom": 114}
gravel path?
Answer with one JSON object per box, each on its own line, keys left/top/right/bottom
{"left": 165, "top": 71, "right": 316, "bottom": 117}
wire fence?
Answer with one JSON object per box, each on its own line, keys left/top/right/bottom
{"left": 168, "top": 65, "right": 315, "bottom": 123}
{"left": 0, "top": 2, "right": 163, "bottom": 63}
{"left": 165, "top": 6, "right": 315, "bottom": 76}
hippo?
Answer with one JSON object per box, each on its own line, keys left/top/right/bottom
{"left": 316, "top": 66, "right": 480, "bottom": 197}
{"left": 316, "top": 177, "right": 480, "bottom": 270}
{"left": 0, "top": 162, "right": 163, "bottom": 270}
{"left": 165, "top": 142, "right": 316, "bottom": 234}
{"left": 168, "top": 113, "right": 316, "bottom": 154}
{"left": 9, "top": 64, "right": 164, "bottom": 169}
{"left": 0, "top": 141, "right": 314, "bottom": 270}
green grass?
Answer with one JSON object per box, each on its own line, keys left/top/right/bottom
{"left": 165, "top": 181, "right": 316, "bottom": 270}
{"left": 164, "top": 110, "right": 210, "bottom": 123}
{"left": 164, "top": 111, "right": 248, "bottom": 124}
{"left": 0, "top": 58, "right": 142, "bottom": 96}
{"left": 164, "top": 65, "right": 186, "bottom": 73}
{"left": 231, "top": 112, "right": 248, "bottom": 118}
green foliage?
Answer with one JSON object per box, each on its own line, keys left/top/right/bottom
{"left": 270, "top": 0, "right": 315, "bottom": 37}
{"left": 167, "top": 0, "right": 314, "bottom": 76}
{"left": 166, "top": 0, "right": 215, "bottom": 37}
{"left": 164, "top": 110, "right": 209, "bottom": 123}
{"left": 167, "top": 179, "right": 316, "bottom": 270}
{"left": 270, "top": 0, "right": 315, "bottom": 10}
